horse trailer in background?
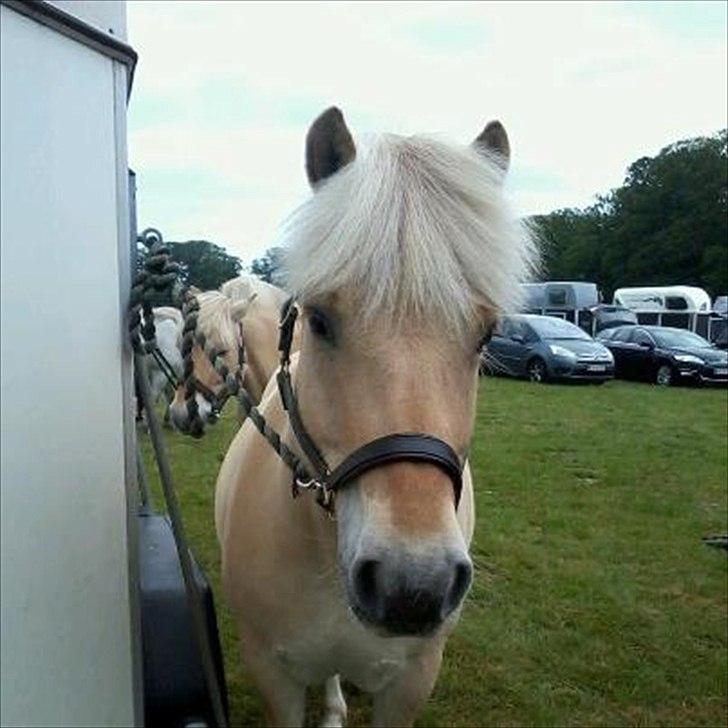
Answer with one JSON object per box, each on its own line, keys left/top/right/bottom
{"left": 710, "top": 296, "right": 728, "bottom": 349}
{"left": 612, "top": 286, "right": 713, "bottom": 338}
{"left": 522, "top": 281, "right": 602, "bottom": 333}
{"left": 1, "top": 1, "right": 141, "bottom": 724}
{"left": 588, "top": 304, "right": 638, "bottom": 333}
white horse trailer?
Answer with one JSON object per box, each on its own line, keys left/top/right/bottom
{"left": 1, "top": 1, "right": 141, "bottom": 725}
{"left": 522, "top": 281, "right": 602, "bottom": 332}
{"left": 612, "top": 285, "right": 713, "bottom": 338}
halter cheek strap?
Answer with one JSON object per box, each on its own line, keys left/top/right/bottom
{"left": 182, "top": 309, "right": 248, "bottom": 431}
{"left": 276, "top": 299, "right": 464, "bottom": 510}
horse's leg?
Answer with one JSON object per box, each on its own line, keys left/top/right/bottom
{"left": 241, "top": 638, "right": 306, "bottom": 727}
{"left": 320, "top": 675, "right": 347, "bottom": 727}
{"left": 371, "top": 640, "right": 445, "bottom": 728}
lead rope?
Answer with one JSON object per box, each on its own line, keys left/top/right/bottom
{"left": 130, "top": 229, "right": 229, "bottom": 728}
{"left": 173, "top": 263, "right": 333, "bottom": 510}
{"left": 133, "top": 229, "right": 333, "bottom": 511}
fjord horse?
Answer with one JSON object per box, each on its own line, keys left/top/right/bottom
{"left": 215, "top": 108, "right": 535, "bottom": 726}
{"left": 168, "top": 291, "right": 254, "bottom": 431}
{"left": 220, "top": 274, "right": 297, "bottom": 403}
{"left": 135, "top": 306, "right": 183, "bottom": 425}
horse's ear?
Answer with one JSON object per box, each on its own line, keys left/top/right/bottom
{"left": 305, "top": 107, "right": 356, "bottom": 187}
{"left": 473, "top": 120, "right": 510, "bottom": 172}
{"left": 231, "top": 293, "right": 257, "bottom": 322}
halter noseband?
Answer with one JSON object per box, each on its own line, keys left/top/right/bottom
{"left": 183, "top": 315, "right": 246, "bottom": 430}
{"left": 276, "top": 299, "right": 464, "bottom": 511}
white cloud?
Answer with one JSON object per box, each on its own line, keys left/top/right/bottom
{"left": 127, "top": 1, "right": 727, "bottom": 263}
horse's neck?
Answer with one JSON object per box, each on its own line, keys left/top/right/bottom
{"left": 254, "top": 355, "right": 338, "bottom": 558}
{"left": 243, "top": 315, "right": 281, "bottom": 403}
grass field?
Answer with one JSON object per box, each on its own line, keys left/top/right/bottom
{"left": 139, "top": 378, "right": 728, "bottom": 727}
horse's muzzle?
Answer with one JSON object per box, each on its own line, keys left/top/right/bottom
{"left": 348, "top": 549, "right": 472, "bottom": 636}
{"left": 169, "top": 393, "right": 216, "bottom": 433}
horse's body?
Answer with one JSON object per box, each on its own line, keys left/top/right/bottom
{"left": 216, "top": 360, "right": 476, "bottom": 726}
{"left": 220, "top": 274, "right": 296, "bottom": 402}
{"left": 214, "top": 108, "right": 535, "bottom": 726}
{"left": 148, "top": 307, "right": 183, "bottom": 400}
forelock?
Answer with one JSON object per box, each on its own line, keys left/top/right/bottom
{"left": 281, "top": 133, "right": 537, "bottom": 332}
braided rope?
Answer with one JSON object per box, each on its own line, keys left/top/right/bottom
{"left": 129, "top": 228, "right": 182, "bottom": 355}
{"left": 224, "top": 374, "right": 310, "bottom": 479}
{"left": 130, "top": 229, "right": 321, "bottom": 503}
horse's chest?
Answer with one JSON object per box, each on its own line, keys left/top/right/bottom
{"left": 273, "top": 622, "right": 414, "bottom": 692}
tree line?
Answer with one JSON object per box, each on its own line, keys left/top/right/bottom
{"left": 139, "top": 129, "right": 727, "bottom": 305}
{"left": 533, "top": 129, "right": 727, "bottom": 299}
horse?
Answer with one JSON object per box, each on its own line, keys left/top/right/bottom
{"left": 136, "top": 306, "right": 184, "bottom": 425}
{"left": 215, "top": 107, "right": 536, "bottom": 727}
{"left": 168, "top": 291, "right": 254, "bottom": 431}
{"left": 220, "top": 274, "right": 298, "bottom": 403}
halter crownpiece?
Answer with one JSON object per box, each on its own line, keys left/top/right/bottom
{"left": 276, "top": 298, "right": 464, "bottom": 511}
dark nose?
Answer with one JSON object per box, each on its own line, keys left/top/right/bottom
{"left": 351, "top": 553, "right": 472, "bottom": 636}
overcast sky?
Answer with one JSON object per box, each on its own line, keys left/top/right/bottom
{"left": 127, "top": 1, "right": 727, "bottom": 265}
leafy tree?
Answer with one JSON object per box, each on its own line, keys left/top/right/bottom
{"left": 167, "top": 240, "right": 242, "bottom": 290}
{"left": 250, "top": 246, "right": 288, "bottom": 288}
{"left": 136, "top": 238, "right": 242, "bottom": 306}
{"left": 532, "top": 129, "right": 727, "bottom": 300}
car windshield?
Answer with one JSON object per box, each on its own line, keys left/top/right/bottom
{"left": 651, "top": 329, "right": 712, "bottom": 349}
{"left": 528, "top": 317, "right": 591, "bottom": 341}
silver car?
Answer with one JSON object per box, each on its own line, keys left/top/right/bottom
{"left": 482, "top": 314, "right": 615, "bottom": 383}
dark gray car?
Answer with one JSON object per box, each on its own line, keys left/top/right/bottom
{"left": 482, "top": 315, "right": 615, "bottom": 383}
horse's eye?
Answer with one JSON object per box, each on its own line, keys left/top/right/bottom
{"left": 477, "top": 325, "right": 495, "bottom": 351}
{"left": 309, "top": 310, "right": 334, "bottom": 342}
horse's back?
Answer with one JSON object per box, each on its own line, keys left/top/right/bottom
{"left": 221, "top": 274, "right": 288, "bottom": 314}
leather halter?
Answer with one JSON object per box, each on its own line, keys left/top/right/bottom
{"left": 276, "top": 299, "right": 464, "bottom": 510}
{"left": 189, "top": 321, "right": 246, "bottom": 419}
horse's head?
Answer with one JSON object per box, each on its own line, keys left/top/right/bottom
{"left": 169, "top": 291, "right": 253, "bottom": 432}
{"left": 284, "top": 108, "right": 535, "bottom": 637}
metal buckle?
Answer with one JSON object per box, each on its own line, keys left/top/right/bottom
{"left": 293, "top": 476, "right": 335, "bottom": 516}
{"left": 294, "top": 475, "right": 324, "bottom": 492}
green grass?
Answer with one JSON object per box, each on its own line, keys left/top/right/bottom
{"left": 139, "top": 379, "right": 728, "bottom": 727}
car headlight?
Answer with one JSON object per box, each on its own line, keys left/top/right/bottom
{"left": 674, "top": 354, "right": 704, "bottom": 365}
{"left": 549, "top": 345, "right": 577, "bottom": 358}
{"left": 600, "top": 348, "right": 614, "bottom": 363}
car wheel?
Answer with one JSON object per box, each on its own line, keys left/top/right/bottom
{"left": 655, "top": 364, "right": 674, "bottom": 386}
{"left": 527, "top": 358, "right": 547, "bottom": 383}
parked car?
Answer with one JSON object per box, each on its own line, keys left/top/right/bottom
{"left": 596, "top": 325, "right": 728, "bottom": 386}
{"left": 482, "top": 315, "right": 615, "bottom": 383}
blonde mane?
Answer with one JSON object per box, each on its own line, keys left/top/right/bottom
{"left": 220, "top": 274, "right": 289, "bottom": 312}
{"left": 195, "top": 291, "right": 240, "bottom": 351}
{"left": 282, "top": 133, "right": 537, "bottom": 331}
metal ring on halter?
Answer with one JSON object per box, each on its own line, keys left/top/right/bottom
{"left": 294, "top": 476, "right": 322, "bottom": 491}
{"left": 295, "top": 477, "right": 334, "bottom": 510}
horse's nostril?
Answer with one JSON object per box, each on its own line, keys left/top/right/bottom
{"left": 352, "top": 559, "right": 381, "bottom": 616}
{"left": 443, "top": 560, "right": 473, "bottom": 618}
